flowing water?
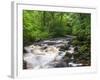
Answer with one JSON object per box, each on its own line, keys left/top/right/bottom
{"left": 23, "top": 37, "right": 83, "bottom": 69}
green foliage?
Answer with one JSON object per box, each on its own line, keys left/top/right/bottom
{"left": 79, "top": 45, "right": 88, "bottom": 53}
{"left": 72, "top": 39, "right": 80, "bottom": 46}
{"left": 23, "top": 10, "right": 90, "bottom": 41}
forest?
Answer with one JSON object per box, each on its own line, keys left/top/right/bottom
{"left": 23, "top": 10, "right": 91, "bottom": 69}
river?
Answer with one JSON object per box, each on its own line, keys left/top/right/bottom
{"left": 23, "top": 36, "right": 83, "bottom": 69}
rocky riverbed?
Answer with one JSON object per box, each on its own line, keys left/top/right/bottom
{"left": 23, "top": 36, "right": 84, "bottom": 69}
